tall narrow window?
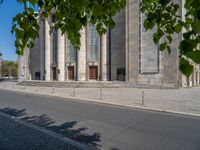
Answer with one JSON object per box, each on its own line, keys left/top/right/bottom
{"left": 66, "top": 40, "right": 76, "bottom": 62}
{"left": 51, "top": 28, "right": 58, "bottom": 64}
{"left": 87, "top": 24, "right": 98, "bottom": 62}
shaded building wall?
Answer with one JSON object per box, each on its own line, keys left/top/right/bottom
{"left": 111, "top": 10, "right": 126, "bottom": 81}
{"left": 18, "top": 48, "right": 30, "bottom": 81}
{"left": 29, "top": 38, "right": 41, "bottom": 80}
{"left": 126, "top": 0, "right": 181, "bottom": 87}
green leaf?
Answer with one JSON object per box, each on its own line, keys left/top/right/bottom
{"left": 179, "top": 58, "right": 193, "bottom": 77}
{"left": 160, "top": 42, "right": 167, "bottom": 51}
{"left": 179, "top": 40, "right": 197, "bottom": 54}
{"left": 186, "top": 50, "right": 200, "bottom": 64}
{"left": 174, "top": 23, "right": 182, "bottom": 33}
{"left": 167, "top": 35, "right": 172, "bottom": 43}
{"left": 192, "top": 18, "right": 200, "bottom": 33}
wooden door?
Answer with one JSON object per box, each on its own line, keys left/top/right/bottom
{"left": 68, "top": 66, "right": 74, "bottom": 80}
{"left": 89, "top": 66, "right": 98, "bottom": 80}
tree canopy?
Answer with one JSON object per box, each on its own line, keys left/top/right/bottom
{"left": 6, "top": 0, "right": 200, "bottom": 77}
{"left": 141, "top": 0, "right": 200, "bottom": 77}
{"left": 12, "top": 0, "right": 126, "bottom": 53}
{"left": 0, "top": 60, "right": 18, "bottom": 77}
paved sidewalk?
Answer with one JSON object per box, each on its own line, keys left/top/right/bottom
{"left": 1, "top": 81, "right": 200, "bottom": 117}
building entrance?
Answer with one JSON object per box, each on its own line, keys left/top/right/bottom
{"left": 52, "top": 67, "right": 57, "bottom": 81}
{"left": 68, "top": 66, "right": 75, "bottom": 80}
{"left": 89, "top": 66, "right": 98, "bottom": 80}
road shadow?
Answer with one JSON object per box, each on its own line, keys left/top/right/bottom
{"left": 0, "top": 107, "right": 101, "bottom": 149}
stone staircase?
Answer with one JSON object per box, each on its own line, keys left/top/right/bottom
{"left": 17, "top": 80, "right": 177, "bottom": 89}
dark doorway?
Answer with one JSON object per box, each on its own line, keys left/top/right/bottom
{"left": 68, "top": 66, "right": 75, "bottom": 81}
{"left": 35, "top": 72, "right": 40, "bottom": 80}
{"left": 117, "top": 68, "right": 126, "bottom": 81}
{"left": 52, "top": 67, "right": 57, "bottom": 81}
{"left": 89, "top": 66, "right": 98, "bottom": 80}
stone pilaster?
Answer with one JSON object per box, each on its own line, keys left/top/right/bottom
{"left": 101, "top": 34, "right": 109, "bottom": 81}
{"left": 44, "top": 17, "right": 51, "bottom": 81}
{"left": 193, "top": 69, "right": 196, "bottom": 85}
{"left": 198, "top": 70, "right": 200, "bottom": 85}
{"left": 126, "top": 0, "right": 140, "bottom": 82}
{"left": 39, "top": 19, "right": 45, "bottom": 80}
{"left": 57, "top": 30, "right": 65, "bottom": 81}
{"left": 77, "top": 28, "right": 86, "bottom": 81}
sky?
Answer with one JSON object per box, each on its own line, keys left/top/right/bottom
{"left": 0, "top": 0, "right": 24, "bottom": 61}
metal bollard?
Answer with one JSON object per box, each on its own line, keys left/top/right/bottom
{"left": 99, "top": 88, "right": 103, "bottom": 100}
{"left": 52, "top": 84, "right": 55, "bottom": 95}
{"left": 142, "top": 91, "right": 144, "bottom": 105}
{"left": 35, "top": 82, "right": 38, "bottom": 92}
{"left": 72, "top": 88, "right": 75, "bottom": 97}
{"left": 23, "top": 81, "right": 25, "bottom": 90}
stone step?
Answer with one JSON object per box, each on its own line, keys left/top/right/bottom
{"left": 17, "top": 80, "right": 177, "bottom": 89}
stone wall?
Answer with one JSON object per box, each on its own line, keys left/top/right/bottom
{"left": 30, "top": 38, "right": 41, "bottom": 80}
{"left": 18, "top": 48, "right": 30, "bottom": 81}
{"left": 111, "top": 10, "right": 126, "bottom": 81}
{"left": 126, "top": 0, "right": 181, "bottom": 87}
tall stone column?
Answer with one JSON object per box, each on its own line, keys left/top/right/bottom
{"left": 57, "top": 30, "right": 65, "bottom": 81}
{"left": 194, "top": 70, "right": 197, "bottom": 85}
{"left": 101, "top": 34, "right": 109, "bottom": 81}
{"left": 198, "top": 70, "right": 200, "bottom": 85}
{"left": 45, "top": 18, "right": 51, "bottom": 81}
{"left": 77, "top": 28, "right": 86, "bottom": 81}
{"left": 39, "top": 19, "right": 45, "bottom": 80}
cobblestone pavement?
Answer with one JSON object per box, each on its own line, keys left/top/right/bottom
{"left": 0, "top": 113, "right": 83, "bottom": 150}
{"left": 1, "top": 81, "right": 200, "bottom": 117}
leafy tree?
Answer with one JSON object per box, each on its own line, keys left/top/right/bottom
{"left": 12, "top": 0, "right": 126, "bottom": 54}
{"left": 1, "top": 0, "right": 199, "bottom": 77}
{"left": 1, "top": 61, "right": 18, "bottom": 77}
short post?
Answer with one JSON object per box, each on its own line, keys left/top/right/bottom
{"left": 99, "top": 87, "right": 103, "bottom": 100}
{"left": 35, "top": 82, "right": 38, "bottom": 92}
{"left": 141, "top": 91, "right": 144, "bottom": 105}
{"left": 12, "top": 81, "right": 14, "bottom": 89}
{"left": 52, "top": 82, "right": 55, "bottom": 95}
{"left": 4, "top": 81, "right": 6, "bottom": 88}
{"left": 72, "top": 87, "right": 75, "bottom": 97}
{"left": 23, "top": 80, "right": 25, "bottom": 90}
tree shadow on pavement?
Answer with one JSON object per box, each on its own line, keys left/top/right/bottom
{"left": 0, "top": 107, "right": 101, "bottom": 149}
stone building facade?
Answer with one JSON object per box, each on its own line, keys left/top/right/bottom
{"left": 18, "top": 0, "right": 200, "bottom": 87}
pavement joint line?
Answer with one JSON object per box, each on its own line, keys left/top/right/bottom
{"left": 78, "top": 120, "right": 95, "bottom": 125}
{"left": 1, "top": 87, "right": 200, "bottom": 119}
{"left": 0, "top": 111, "right": 95, "bottom": 150}
{"left": 105, "top": 115, "right": 153, "bottom": 143}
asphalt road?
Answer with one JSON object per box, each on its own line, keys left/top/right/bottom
{"left": 0, "top": 89, "right": 200, "bottom": 150}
